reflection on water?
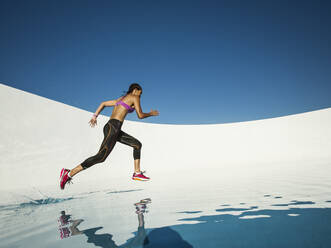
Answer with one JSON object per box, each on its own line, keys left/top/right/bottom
{"left": 53, "top": 196, "right": 331, "bottom": 248}
{"left": 142, "top": 227, "right": 193, "bottom": 248}
{"left": 0, "top": 172, "right": 331, "bottom": 248}
{"left": 58, "top": 198, "right": 151, "bottom": 247}
{"left": 0, "top": 194, "right": 331, "bottom": 248}
{"left": 271, "top": 200, "right": 315, "bottom": 207}
{"left": 58, "top": 198, "right": 193, "bottom": 248}
{"left": 177, "top": 207, "right": 331, "bottom": 247}
{"left": 58, "top": 211, "right": 84, "bottom": 239}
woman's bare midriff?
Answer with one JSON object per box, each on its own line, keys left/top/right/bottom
{"left": 110, "top": 102, "right": 135, "bottom": 122}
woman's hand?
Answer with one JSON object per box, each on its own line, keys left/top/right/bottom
{"left": 89, "top": 117, "right": 97, "bottom": 127}
{"left": 150, "top": 110, "right": 159, "bottom": 116}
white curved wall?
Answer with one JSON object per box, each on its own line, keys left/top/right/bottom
{"left": 1, "top": 83, "right": 330, "bottom": 195}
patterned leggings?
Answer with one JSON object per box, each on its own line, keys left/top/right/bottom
{"left": 81, "top": 119, "right": 142, "bottom": 169}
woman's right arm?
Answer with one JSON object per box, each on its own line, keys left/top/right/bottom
{"left": 133, "top": 96, "right": 159, "bottom": 119}
{"left": 89, "top": 98, "right": 120, "bottom": 127}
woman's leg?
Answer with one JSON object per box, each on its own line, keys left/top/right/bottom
{"left": 70, "top": 121, "right": 120, "bottom": 177}
{"left": 69, "top": 164, "right": 83, "bottom": 177}
{"left": 117, "top": 131, "right": 142, "bottom": 173}
{"left": 134, "top": 159, "right": 141, "bottom": 174}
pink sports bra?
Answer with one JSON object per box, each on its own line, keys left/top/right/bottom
{"left": 116, "top": 96, "right": 135, "bottom": 113}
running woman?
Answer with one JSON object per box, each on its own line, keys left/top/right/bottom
{"left": 60, "top": 83, "right": 159, "bottom": 190}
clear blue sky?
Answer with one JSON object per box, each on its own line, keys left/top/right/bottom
{"left": 1, "top": 0, "right": 330, "bottom": 124}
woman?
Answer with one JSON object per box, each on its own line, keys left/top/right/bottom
{"left": 60, "top": 83, "right": 159, "bottom": 190}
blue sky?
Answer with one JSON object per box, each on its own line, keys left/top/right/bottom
{"left": 1, "top": 0, "right": 330, "bottom": 124}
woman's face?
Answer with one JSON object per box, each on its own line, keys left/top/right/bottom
{"left": 133, "top": 89, "right": 142, "bottom": 96}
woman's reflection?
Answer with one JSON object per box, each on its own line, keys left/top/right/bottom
{"left": 57, "top": 198, "right": 151, "bottom": 247}
{"left": 58, "top": 198, "right": 192, "bottom": 248}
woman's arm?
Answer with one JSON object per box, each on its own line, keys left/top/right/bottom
{"left": 89, "top": 99, "right": 119, "bottom": 127}
{"left": 133, "top": 96, "right": 159, "bottom": 119}
{"left": 94, "top": 100, "right": 118, "bottom": 116}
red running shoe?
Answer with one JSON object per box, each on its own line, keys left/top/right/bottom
{"left": 60, "top": 168, "right": 72, "bottom": 190}
{"left": 132, "top": 171, "right": 150, "bottom": 181}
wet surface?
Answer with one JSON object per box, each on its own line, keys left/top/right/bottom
{"left": 1, "top": 165, "right": 331, "bottom": 248}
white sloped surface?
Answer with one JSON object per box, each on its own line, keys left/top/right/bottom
{"left": 0, "top": 83, "right": 330, "bottom": 200}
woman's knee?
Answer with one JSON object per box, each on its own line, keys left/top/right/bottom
{"left": 81, "top": 149, "right": 108, "bottom": 169}
{"left": 136, "top": 141, "right": 142, "bottom": 150}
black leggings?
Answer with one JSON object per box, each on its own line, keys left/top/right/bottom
{"left": 81, "top": 119, "right": 142, "bottom": 170}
